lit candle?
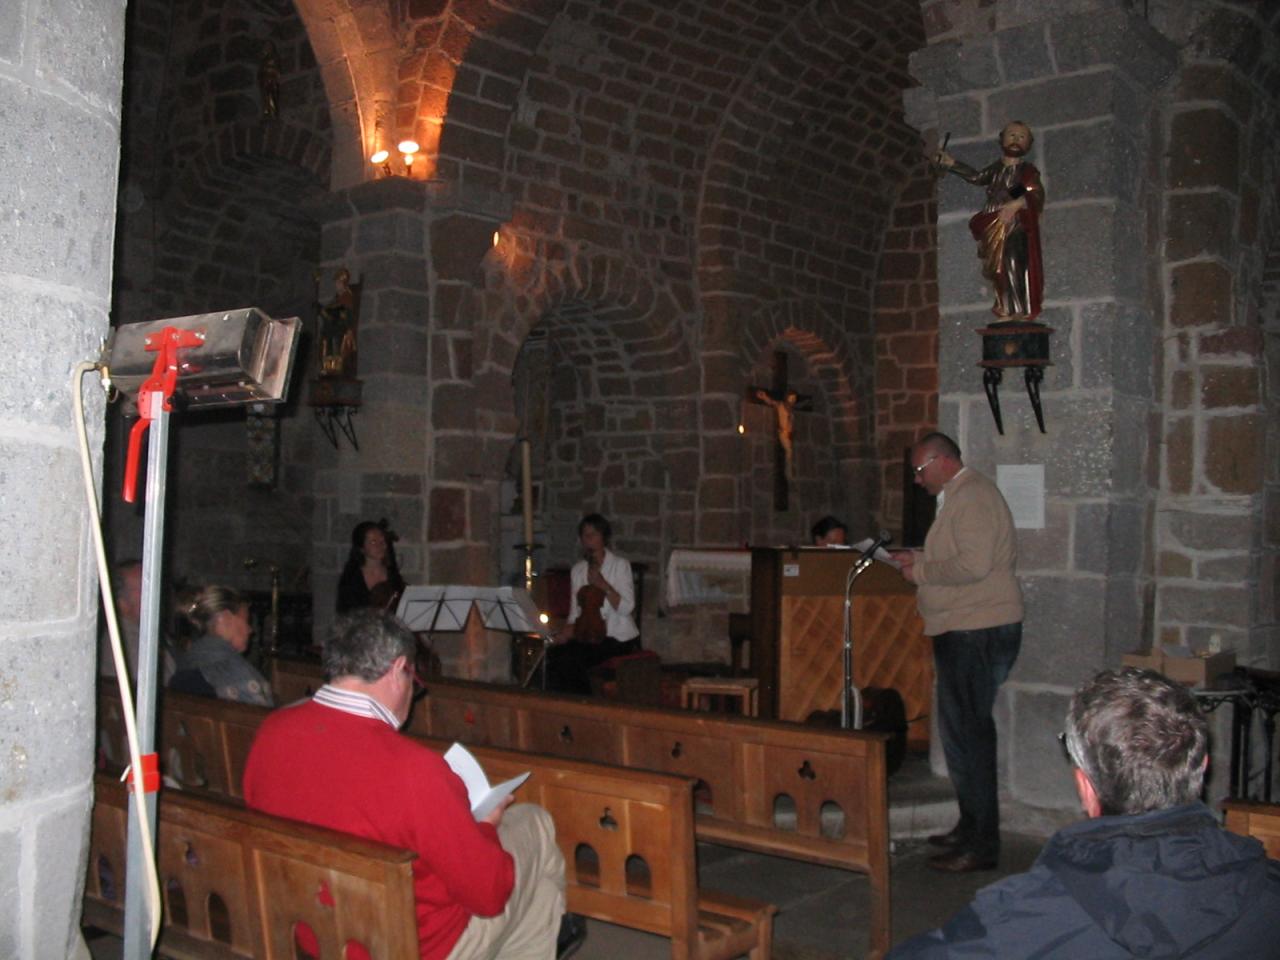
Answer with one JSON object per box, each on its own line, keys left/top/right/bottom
{"left": 521, "top": 439, "right": 534, "bottom": 547}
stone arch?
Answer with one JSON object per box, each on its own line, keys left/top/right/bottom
{"left": 291, "top": 0, "right": 400, "bottom": 188}
{"left": 394, "top": 1, "right": 563, "bottom": 187}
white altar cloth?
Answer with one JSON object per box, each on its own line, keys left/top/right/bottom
{"left": 664, "top": 548, "right": 751, "bottom": 606}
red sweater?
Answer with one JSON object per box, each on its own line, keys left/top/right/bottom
{"left": 242, "top": 699, "right": 515, "bottom": 959}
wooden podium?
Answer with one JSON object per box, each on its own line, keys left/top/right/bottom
{"left": 749, "top": 547, "right": 932, "bottom": 747}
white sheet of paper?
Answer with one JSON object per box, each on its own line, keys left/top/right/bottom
{"left": 443, "top": 742, "right": 530, "bottom": 820}
{"left": 996, "top": 464, "right": 1045, "bottom": 530}
{"left": 850, "top": 538, "right": 901, "bottom": 570}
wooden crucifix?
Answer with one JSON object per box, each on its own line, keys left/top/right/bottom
{"left": 746, "top": 351, "right": 813, "bottom": 511}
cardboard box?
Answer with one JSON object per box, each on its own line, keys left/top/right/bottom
{"left": 1121, "top": 651, "right": 1164, "bottom": 673}
{"left": 1160, "top": 650, "right": 1235, "bottom": 687}
{"left": 1121, "top": 649, "right": 1236, "bottom": 686}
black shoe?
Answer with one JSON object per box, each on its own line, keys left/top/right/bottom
{"left": 926, "top": 827, "right": 968, "bottom": 848}
{"left": 556, "top": 913, "right": 587, "bottom": 960}
{"left": 927, "top": 849, "right": 998, "bottom": 873}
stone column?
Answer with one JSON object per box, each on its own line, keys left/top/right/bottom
{"left": 308, "top": 179, "right": 432, "bottom": 637}
{"left": 908, "top": 1, "right": 1175, "bottom": 809}
{"left": 0, "top": 0, "right": 126, "bottom": 955}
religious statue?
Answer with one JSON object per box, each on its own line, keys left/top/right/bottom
{"left": 316, "top": 268, "right": 361, "bottom": 379}
{"left": 258, "top": 40, "right": 281, "bottom": 120}
{"left": 753, "top": 387, "right": 799, "bottom": 481}
{"left": 934, "top": 121, "right": 1045, "bottom": 321}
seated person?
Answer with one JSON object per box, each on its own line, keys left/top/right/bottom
{"left": 889, "top": 667, "right": 1280, "bottom": 958}
{"left": 98, "top": 558, "right": 178, "bottom": 684}
{"left": 810, "top": 515, "right": 848, "bottom": 546}
{"left": 546, "top": 513, "right": 639, "bottom": 695}
{"left": 169, "top": 585, "right": 272, "bottom": 706}
{"left": 336, "top": 519, "right": 406, "bottom": 614}
{"left": 243, "top": 611, "right": 579, "bottom": 960}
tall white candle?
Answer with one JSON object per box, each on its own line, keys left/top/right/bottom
{"left": 521, "top": 439, "right": 534, "bottom": 547}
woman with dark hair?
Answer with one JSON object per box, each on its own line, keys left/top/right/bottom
{"left": 336, "top": 520, "right": 406, "bottom": 614}
{"left": 169, "top": 585, "right": 273, "bottom": 706}
{"left": 546, "top": 513, "right": 639, "bottom": 694}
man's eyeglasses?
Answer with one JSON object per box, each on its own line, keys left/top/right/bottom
{"left": 912, "top": 454, "right": 939, "bottom": 476}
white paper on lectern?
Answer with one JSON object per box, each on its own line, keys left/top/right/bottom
{"left": 851, "top": 538, "right": 901, "bottom": 570}
{"left": 996, "top": 464, "right": 1045, "bottom": 529}
{"left": 443, "top": 742, "right": 530, "bottom": 820}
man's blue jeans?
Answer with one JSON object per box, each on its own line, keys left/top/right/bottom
{"left": 932, "top": 622, "right": 1022, "bottom": 858}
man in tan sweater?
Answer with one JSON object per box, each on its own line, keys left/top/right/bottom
{"left": 892, "top": 432, "right": 1023, "bottom": 873}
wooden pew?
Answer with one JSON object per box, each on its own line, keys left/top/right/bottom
{"left": 95, "top": 682, "right": 776, "bottom": 959}
{"left": 85, "top": 774, "right": 419, "bottom": 959}
{"left": 1223, "top": 799, "right": 1280, "bottom": 859}
{"left": 269, "top": 656, "right": 892, "bottom": 958}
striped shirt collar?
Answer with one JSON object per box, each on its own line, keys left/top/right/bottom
{"left": 313, "top": 684, "right": 400, "bottom": 730}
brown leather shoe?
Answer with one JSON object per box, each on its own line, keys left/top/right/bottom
{"left": 927, "top": 850, "right": 998, "bottom": 873}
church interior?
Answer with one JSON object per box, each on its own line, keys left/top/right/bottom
{"left": 5, "top": 0, "right": 1280, "bottom": 956}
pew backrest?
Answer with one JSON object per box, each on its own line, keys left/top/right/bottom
{"left": 96, "top": 681, "right": 773, "bottom": 958}
{"left": 1223, "top": 799, "right": 1280, "bottom": 860}
{"left": 85, "top": 775, "right": 419, "bottom": 959}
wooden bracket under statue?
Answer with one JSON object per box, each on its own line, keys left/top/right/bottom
{"left": 976, "top": 322, "right": 1053, "bottom": 435}
{"left": 309, "top": 376, "right": 362, "bottom": 450}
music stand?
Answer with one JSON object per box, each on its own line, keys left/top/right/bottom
{"left": 396, "top": 586, "right": 552, "bottom": 687}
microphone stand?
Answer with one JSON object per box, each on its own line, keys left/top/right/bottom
{"left": 841, "top": 534, "right": 891, "bottom": 730}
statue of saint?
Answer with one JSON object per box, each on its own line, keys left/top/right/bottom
{"left": 935, "top": 121, "right": 1045, "bottom": 321}
{"left": 317, "top": 268, "right": 360, "bottom": 379}
{"left": 258, "top": 40, "right": 281, "bottom": 120}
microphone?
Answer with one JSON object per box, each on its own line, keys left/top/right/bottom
{"left": 854, "top": 530, "right": 892, "bottom": 574}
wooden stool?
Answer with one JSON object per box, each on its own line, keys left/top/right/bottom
{"left": 680, "top": 676, "right": 760, "bottom": 717}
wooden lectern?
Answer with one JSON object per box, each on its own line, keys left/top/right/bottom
{"left": 749, "top": 547, "right": 932, "bottom": 747}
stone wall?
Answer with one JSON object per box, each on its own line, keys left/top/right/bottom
{"left": 0, "top": 0, "right": 126, "bottom": 955}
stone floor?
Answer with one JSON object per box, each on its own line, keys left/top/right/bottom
{"left": 84, "top": 754, "right": 1071, "bottom": 959}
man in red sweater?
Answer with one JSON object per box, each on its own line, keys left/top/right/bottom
{"left": 243, "top": 611, "right": 572, "bottom": 959}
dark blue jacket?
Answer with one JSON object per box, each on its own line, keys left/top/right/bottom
{"left": 890, "top": 804, "right": 1280, "bottom": 958}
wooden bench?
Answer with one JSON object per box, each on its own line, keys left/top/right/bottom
{"left": 96, "top": 682, "right": 776, "bottom": 959}
{"left": 85, "top": 774, "right": 419, "bottom": 959}
{"left": 1223, "top": 799, "right": 1280, "bottom": 859}
{"left": 270, "top": 656, "right": 892, "bottom": 958}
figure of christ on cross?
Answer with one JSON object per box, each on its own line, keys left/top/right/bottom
{"left": 747, "top": 351, "right": 813, "bottom": 511}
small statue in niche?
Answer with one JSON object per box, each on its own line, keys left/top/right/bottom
{"left": 258, "top": 40, "right": 281, "bottom": 120}
{"left": 316, "top": 267, "right": 362, "bottom": 379}
{"left": 934, "top": 121, "right": 1045, "bottom": 322}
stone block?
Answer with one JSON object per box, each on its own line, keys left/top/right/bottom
{"left": 908, "top": 39, "right": 999, "bottom": 98}
{"left": 0, "top": 0, "right": 19, "bottom": 65}
{"left": 0, "top": 630, "right": 95, "bottom": 801}
{"left": 347, "top": 177, "right": 427, "bottom": 215}
{"left": 1042, "top": 122, "right": 1139, "bottom": 203}
{"left": 1160, "top": 582, "right": 1250, "bottom": 629}
{"left": 996, "top": 20, "right": 1053, "bottom": 84}
{"left": 428, "top": 485, "right": 467, "bottom": 541}
{"left": 431, "top": 213, "right": 501, "bottom": 283}
{"left": 1044, "top": 203, "right": 1143, "bottom": 303}
{"left": 990, "top": 70, "right": 1141, "bottom": 132}
{"left": 0, "top": 84, "right": 120, "bottom": 290}
{"left": 1006, "top": 686, "right": 1077, "bottom": 808}
{"left": 1102, "top": 573, "right": 1144, "bottom": 664}
{"left": 0, "top": 444, "right": 84, "bottom": 623}
{"left": 37, "top": 0, "right": 126, "bottom": 114}
{"left": 32, "top": 791, "right": 93, "bottom": 959}
{"left": 428, "top": 544, "right": 493, "bottom": 586}
{"left": 1164, "top": 416, "right": 1193, "bottom": 495}
{"left": 935, "top": 219, "right": 989, "bottom": 310}
{"left": 1017, "top": 575, "right": 1109, "bottom": 685}
{"left": 935, "top": 94, "right": 983, "bottom": 138}
{"left": 1197, "top": 553, "right": 1252, "bottom": 583}
{"left": 355, "top": 211, "right": 425, "bottom": 255}
{"left": 1165, "top": 193, "right": 1234, "bottom": 262}
{"left": 1158, "top": 550, "right": 1192, "bottom": 577}
{"left": 357, "top": 253, "right": 429, "bottom": 293}
{"left": 0, "top": 820, "right": 17, "bottom": 955}
{"left": 1161, "top": 507, "right": 1255, "bottom": 554}
{"left": 359, "top": 324, "right": 428, "bottom": 376}
{"left": 1170, "top": 261, "right": 1232, "bottom": 328}
{"left": 1169, "top": 108, "right": 1238, "bottom": 192}
{"left": 1048, "top": 8, "right": 1176, "bottom": 88}
{"left": 1013, "top": 500, "right": 1071, "bottom": 573}
{"left": 1078, "top": 302, "right": 1153, "bottom": 398}
{"left": 1205, "top": 414, "right": 1263, "bottom": 494}
{"left": 372, "top": 288, "right": 430, "bottom": 328}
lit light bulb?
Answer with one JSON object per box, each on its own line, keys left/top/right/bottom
{"left": 538, "top": 613, "right": 549, "bottom": 625}
{"left": 737, "top": 423, "right": 746, "bottom": 435}
{"left": 398, "top": 139, "right": 420, "bottom": 176}
{"left": 492, "top": 230, "right": 500, "bottom": 247}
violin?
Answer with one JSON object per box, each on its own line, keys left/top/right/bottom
{"left": 573, "top": 583, "right": 608, "bottom": 644}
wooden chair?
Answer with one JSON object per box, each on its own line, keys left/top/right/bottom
{"left": 1223, "top": 798, "right": 1280, "bottom": 859}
